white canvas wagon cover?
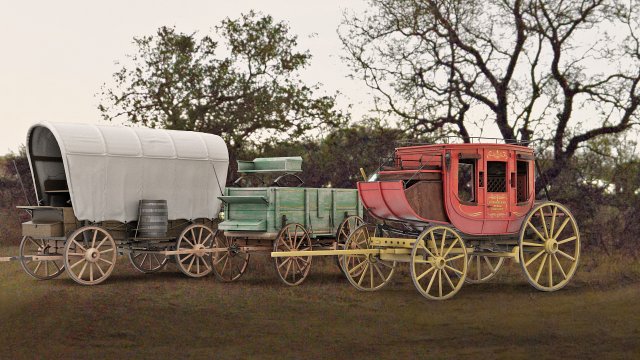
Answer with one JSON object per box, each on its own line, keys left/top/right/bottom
{"left": 26, "top": 121, "right": 228, "bottom": 222}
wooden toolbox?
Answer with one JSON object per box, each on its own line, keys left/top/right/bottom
{"left": 22, "top": 221, "right": 64, "bottom": 238}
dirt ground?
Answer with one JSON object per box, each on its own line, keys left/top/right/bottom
{"left": 0, "top": 245, "right": 638, "bottom": 359}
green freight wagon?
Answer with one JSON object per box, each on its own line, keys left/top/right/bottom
{"left": 214, "top": 156, "right": 364, "bottom": 285}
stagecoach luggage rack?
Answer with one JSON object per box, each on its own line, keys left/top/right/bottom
{"left": 136, "top": 200, "right": 169, "bottom": 238}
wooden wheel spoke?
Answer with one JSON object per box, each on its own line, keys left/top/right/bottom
{"left": 348, "top": 258, "right": 368, "bottom": 274}
{"left": 425, "top": 269, "right": 438, "bottom": 294}
{"left": 525, "top": 250, "right": 545, "bottom": 267}
{"left": 416, "top": 266, "right": 436, "bottom": 281}
{"left": 443, "top": 238, "right": 459, "bottom": 258}
{"left": 445, "top": 254, "right": 465, "bottom": 262}
{"left": 72, "top": 240, "right": 87, "bottom": 252}
{"left": 440, "top": 230, "right": 447, "bottom": 255}
{"left": 68, "top": 258, "right": 85, "bottom": 270}
{"left": 552, "top": 253, "right": 568, "bottom": 279}
{"left": 556, "top": 249, "right": 575, "bottom": 262}
{"left": 372, "top": 262, "right": 387, "bottom": 282}
{"left": 443, "top": 269, "right": 456, "bottom": 290}
{"left": 96, "top": 236, "right": 109, "bottom": 249}
{"left": 34, "top": 260, "right": 42, "bottom": 274}
{"left": 78, "top": 261, "right": 88, "bottom": 279}
{"left": 28, "top": 237, "right": 40, "bottom": 248}
{"left": 95, "top": 262, "right": 105, "bottom": 276}
{"left": 548, "top": 254, "right": 553, "bottom": 287}
{"left": 91, "top": 229, "right": 98, "bottom": 248}
{"left": 549, "top": 206, "right": 558, "bottom": 237}
{"left": 557, "top": 236, "right": 577, "bottom": 245}
{"left": 483, "top": 256, "right": 495, "bottom": 272}
{"left": 539, "top": 208, "right": 549, "bottom": 239}
{"left": 277, "top": 257, "right": 291, "bottom": 269}
{"left": 553, "top": 218, "right": 571, "bottom": 240}
{"left": 527, "top": 221, "right": 547, "bottom": 242}
{"left": 534, "top": 254, "right": 548, "bottom": 283}
{"left": 521, "top": 241, "right": 544, "bottom": 247}
{"left": 181, "top": 253, "right": 195, "bottom": 264}
{"left": 357, "top": 262, "right": 370, "bottom": 286}
{"left": 444, "top": 264, "right": 464, "bottom": 276}
{"left": 98, "top": 258, "right": 113, "bottom": 266}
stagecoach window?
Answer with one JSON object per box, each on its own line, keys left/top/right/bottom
{"left": 487, "top": 161, "right": 507, "bottom": 193}
{"left": 517, "top": 160, "right": 529, "bottom": 202}
{"left": 458, "top": 159, "right": 475, "bottom": 202}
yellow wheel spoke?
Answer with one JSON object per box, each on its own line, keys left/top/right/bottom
{"left": 534, "top": 254, "right": 548, "bottom": 283}
{"left": 483, "top": 256, "right": 495, "bottom": 272}
{"left": 438, "top": 270, "right": 443, "bottom": 297}
{"left": 445, "top": 254, "right": 465, "bottom": 262}
{"left": 425, "top": 268, "right": 438, "bottom": 294}
{"left": 416, "top": 266, "right": 436, "bottom": 281}
{"left": 527, "top": 221, "right": 547, "bottom": 242}
{"left": 548, "top": 254, "right": 553, "bottom": 287}
{"left": 549, "top": 206, "right": 558, "bottom": 237}
{"left": 521, "top": 241, "right": 544, "bottom": 247}
{"left": 357, "top": 263, "right": 370, "bottom": 286}
{"left": 556, "top": 249, "right": 575, "bottom": 262}
{"left": 444, "top": 264, "right": 464, "bottom": 276}
{"left": 552, "top": 253, "right": 568, "bottom": 279}
{"left": 348, "top": 258, "right": 368, "bottom": 274}
{"left": 557, "top": 236, "right": 577, "bottom": 245}
{"left": 373, "top": 262, "right": 386, "bottom": 282}
{"left": 443, "top": 269, "right": 456, "bottom": 290}
{"left": 539, "top": 208, "right": 549, "bottom": 239}
{"left": 553, "top": 218, "right": 571, "bottom": 240}
{"left": 525, "top": 250, "right": 545, "bottom": 267}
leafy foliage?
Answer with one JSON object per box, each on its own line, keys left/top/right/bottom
{"left": 99, "top": 11, "right": 347, "bottom": 154}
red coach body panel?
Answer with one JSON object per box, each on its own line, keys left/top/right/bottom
{"left": 358, "top": 143, "right": 536, "bottom": 236}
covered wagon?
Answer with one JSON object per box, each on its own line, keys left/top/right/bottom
{"left": 16, "top": 121, "right": 228, "bottom": 285}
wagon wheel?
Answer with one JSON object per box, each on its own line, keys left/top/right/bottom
{"left": 233, "top": 174, "right": 265, "bottom": 188}
{"left": 128, "top": 251, "right": 168, "bottom": 274}
{"left": 335, "top": 215, "right": 365, "bottom": 275}
{"left": 63, "top": 226, "right": 117, "bottom": 285}
{"left": 212, "top": 231, "right": 250, "bottom": 282}
{"left": 175, "top": 224, "right": 214, "bottom": 278}
{"left": 272, "top": 223, "right": 312, "bottom": 286}
{"left": 273, "top": 173, "right": 304, "bottom": 187}
{"left": 410, "top": 226, "right": 468, "bottom": 300}
{"left": 519, "top": 202, "right": 580, "bottom": 291}
{"left": 19, "top": 236, "right": 65, "bottom": 280}
{"left": 342, "top": 224, "right": 396, "bottom": 291}
{"left": 465, "top": 255, "right": 505, "bottom": 284}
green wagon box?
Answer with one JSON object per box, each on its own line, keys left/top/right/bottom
{"left": 213, "top": 157, "right": 364, "bottom": 285}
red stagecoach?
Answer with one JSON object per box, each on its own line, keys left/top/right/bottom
{"left": 273, "top": 141, "right": 580, "bottom": 300}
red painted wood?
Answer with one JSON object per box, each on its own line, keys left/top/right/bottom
{"left": 358, "top": 143, "right": 536, "bottom": 236}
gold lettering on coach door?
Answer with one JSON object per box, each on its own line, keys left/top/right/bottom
{"left": 487, "top": 193, "right": 508, "bottom": 217}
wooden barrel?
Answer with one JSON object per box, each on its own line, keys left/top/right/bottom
{"left": 138, "top": 200, "right": 168, "bottom": 238}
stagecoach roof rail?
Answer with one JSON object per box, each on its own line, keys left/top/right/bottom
{"left": 396, "top": 137, "right": 538, "bottom": 147}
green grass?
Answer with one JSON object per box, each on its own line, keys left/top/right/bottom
{"left": 0, "top": 245, "right": 639, "bottom": 359}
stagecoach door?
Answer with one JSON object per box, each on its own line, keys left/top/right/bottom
{"left": 482, "top": 149, "right": 512, "bottom": 233}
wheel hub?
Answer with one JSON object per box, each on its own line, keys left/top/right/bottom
{"left": 84, "top": 248, "right": 100, "bottom": 263}
{"left": 193, "top": 243, "right": 206, "bottom": 257}
{"left": 434, "top": 257, "right": 446, "bottom": 269}
{"left": 545, "top": 238, "right": 559, "bottom": 254}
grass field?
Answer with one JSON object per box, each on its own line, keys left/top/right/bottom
{"left": 0, "top": 245, "right": 639, "bottom": 359}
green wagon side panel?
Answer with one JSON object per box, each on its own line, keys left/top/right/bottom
{"left": 218, "top": 219, "right": 266, "bottom": 231}
{"left": 219, "top": 186, "right": 362, "bottom": 238}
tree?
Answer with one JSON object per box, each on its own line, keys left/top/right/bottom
{"left": 99, "top": 11, "right": 346, "bottom": 158}
{"left": 341, "top": 0, "right": 640, "bottom": 192}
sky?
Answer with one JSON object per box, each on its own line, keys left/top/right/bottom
{"left": 0, "top": 0, "right": 371, "bottom": 153}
